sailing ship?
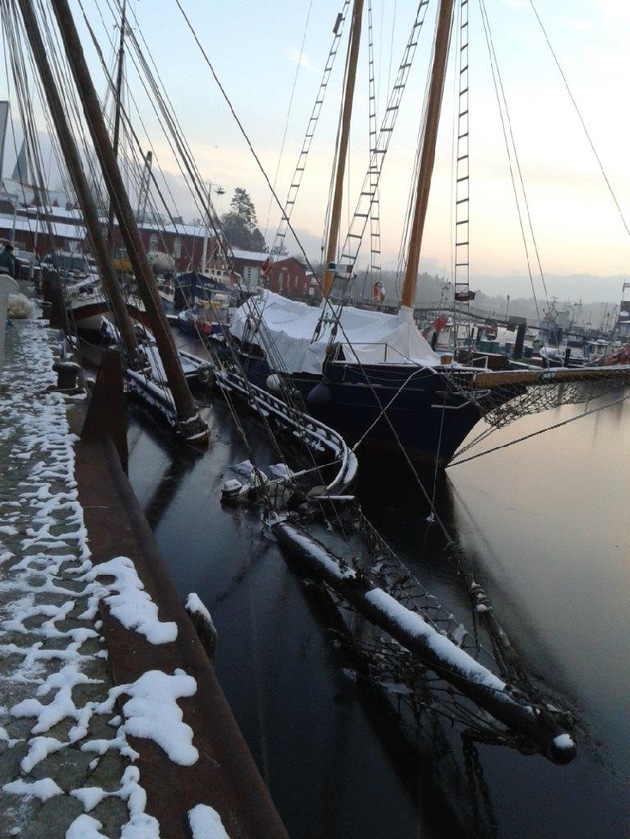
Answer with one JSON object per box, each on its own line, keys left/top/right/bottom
{"left": 176, "top": 295, "right": 231, "bottom": 340}
{"left": 13, "top": 0, "right": 210, "bottom": 447}
{"left": 223, "top": 0, "right": 630, "bottom": 467}
{"left": 3, "top": 0, "right": 588, "bottom": 771}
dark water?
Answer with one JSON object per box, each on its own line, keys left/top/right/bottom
{"left": 127, "top": 379, "right": 629, "bottom": 839}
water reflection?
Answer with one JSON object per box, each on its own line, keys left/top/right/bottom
{"left": 126, "top": 387, "right": 629, "bottom": 838}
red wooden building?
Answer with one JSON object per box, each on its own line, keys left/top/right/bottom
{"left": 260, "top": 256, "right": 321, "bottom": 303}
{"left": 0, "top": 206, "right": 323, "bottom": 303}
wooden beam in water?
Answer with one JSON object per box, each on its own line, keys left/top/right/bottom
{"left": 273, "top": 519, "right": 577, "bottom": 765}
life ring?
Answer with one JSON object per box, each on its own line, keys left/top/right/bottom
{"left": 372, "top": 281, "right": 385, "bottom": 303}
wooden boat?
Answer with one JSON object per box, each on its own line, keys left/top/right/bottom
{"left": 225, "top": 0, "right": 630, "bottom": 467}
{"left": 17, "top": 0, "right": 209, "bottom": 446}
{"left": 174, "top": 272, "right": 235, "bottom": 339}
{"left": 62, "top": 277, "right": 151, "bottom": 334}
{"left": 8, "top": 0, "right": 584, "bottom": 766}
{"left": 176, "top": 298, "right": 230, "bottom": 340}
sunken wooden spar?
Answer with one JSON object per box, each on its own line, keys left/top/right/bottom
{"left": 272, "top": 519, "right": 577, "bottom": 765}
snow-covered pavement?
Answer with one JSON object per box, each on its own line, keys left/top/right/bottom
{"left": 0, "top": 316, "right": 287, "bottom": 838}
{"left": 0, "top": 319, "right": 165, "bottom": 837}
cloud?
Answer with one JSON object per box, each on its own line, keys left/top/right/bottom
{"left": 286, "top": 48, "right": 317, "bottom": 74}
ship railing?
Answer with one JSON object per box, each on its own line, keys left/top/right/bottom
{"left": 214, "top": 367, "right": 358, "bottom": 494}
{"left": 125, "top": 367, "right": 178, "bottom": 428}
{"left": 341, "top": 340, "right": 454, "bottom": 367}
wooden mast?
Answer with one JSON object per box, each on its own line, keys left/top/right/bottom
{"left": 15, "top": 0, "right": 142, "bottom": 369}
{"left": 47, "top": 0, "right": 209, "bottom": 445}
{"left": 400, "top": 0, "right": 455, "bottom": 310}
{"left": 322, "top": 0, "right": 365, "bottom": 299}
{"left": 106, "top": 0, "right": 127, "bottom": 251}
{"left": 200, "top": 182, "right": 213, "bottom": 273}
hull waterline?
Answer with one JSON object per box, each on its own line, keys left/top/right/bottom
{"left": 234, "top": 352, "right": 522, "bottom": 466}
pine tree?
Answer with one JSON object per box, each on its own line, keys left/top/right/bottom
{"left": 222, "top": 188, "right": 267, "bottom": 252}
{"left": 250, "top": 228, "right": 267, "bottom": 253}
{"left": 229, "top": 188, "right": 257, "bottom": 229}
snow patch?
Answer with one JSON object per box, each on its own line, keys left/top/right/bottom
{"left": 188, "top": 803, "right": 232, "bottom": 839}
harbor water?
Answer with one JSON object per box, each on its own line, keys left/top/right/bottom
{"left": 126, "top": 372, "right": 629, "bottom": 839}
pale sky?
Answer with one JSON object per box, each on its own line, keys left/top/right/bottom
{"left": 2, "top": 0, "right": 629, "bottom": 302}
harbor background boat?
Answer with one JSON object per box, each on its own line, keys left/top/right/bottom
{"left": 125, "top": 334, "right": 629, "bottom": 839}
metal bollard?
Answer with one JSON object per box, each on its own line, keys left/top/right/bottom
{"left": 52, "top": 359, "right": 82, "bottom": 391}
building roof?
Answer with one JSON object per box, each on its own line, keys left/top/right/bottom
{"left": 230, "top": 248, "right": 270, "bottom": 263}
{"left": 0, "top": 212, "right": 87, "bottom": 242}
{"left": 2, "top": 177, "right": 67, "bottom": 208}
{"left": 22, "top": 205, "right": 83, "bottom": 222}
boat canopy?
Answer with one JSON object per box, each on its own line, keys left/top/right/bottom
{"left": 229, "top": 290, "right": 442, "bottom": 374}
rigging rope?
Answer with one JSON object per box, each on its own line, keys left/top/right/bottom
{"left": 262, "top": 0, "right": 315, "bottom": 244}
{"left": 449, "top": 389, "right": 630, "bottom": 466}
{"left": 528, "top": 0, "right": 630, "bottom": 241}
{"left": 478, "top": 0, "right": 547, "bottom": 325}
{"left": 5, "top": 0, "right": 582, "bottom": 751}
{"left": 313, "top": 502, "right": 575, "bottom": 749}
{"left": 270, "top": 0, "right": 351, "bottom": 260}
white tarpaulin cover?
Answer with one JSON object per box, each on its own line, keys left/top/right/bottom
{"left": 229, "top": 290, "right": 442, "bottom": 374}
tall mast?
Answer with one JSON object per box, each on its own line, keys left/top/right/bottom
{"left": 15, "top": 0, "right": 141, "bottom": 368}
{"left": 107, "top": 0, "right": 126, "bottom": 250}
{"left": 400, "top": 0, "right": 455, "bottom": 310}
{"left": 200, "top": 182, "right": 212, "bottom": 273}
{"left": 0, "top": 101, "right": 9, "bottom": 189}
{"left": 322, "top": 0, "right": 365, "bottom": 299}
{"left": 137, "top": 151, "right": 153, "bottom": 225}
{"left": 48, "top": 0, "right": 208, "bottom": 445}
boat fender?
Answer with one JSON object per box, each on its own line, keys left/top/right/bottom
{"left": 547, "top": 732, "right": 577, "bottom": 766}
{"left": 196, "top": 363, "right": 215, "bottom": 386}
{"left": 266, "top": 373, "right": 282, "bottom": 392}
{"left": 307, "top": 383, "right": 332, "bottom": 406}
